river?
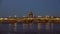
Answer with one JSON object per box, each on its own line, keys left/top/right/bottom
{"left": 0, "top": 22, "right": 60, "bottom": 34}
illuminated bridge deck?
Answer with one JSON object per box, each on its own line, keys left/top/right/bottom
{"left": 0, "top": 17, "right": 60, "bottom": 24}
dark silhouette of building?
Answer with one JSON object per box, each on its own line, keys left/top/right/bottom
{"left": 29, "top": 11, "right": 33, "bottom": 18}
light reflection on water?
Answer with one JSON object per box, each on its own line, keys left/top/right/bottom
{"left": 0, "top": 22, "right": 60, "bottom": 34}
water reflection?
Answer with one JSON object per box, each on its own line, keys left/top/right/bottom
{"left": 17, "top": 23, "right": 23, "bottom": 32}
{"left": 0, "top": 22, "right": 60, "bottom": 34}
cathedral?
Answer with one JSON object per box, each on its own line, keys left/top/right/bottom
{"left": 29, "top": 11, "right": 33, "bottom": 18}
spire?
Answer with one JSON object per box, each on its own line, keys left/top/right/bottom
{"left": 29, "top": 8, "right": 33, "bottom": 15}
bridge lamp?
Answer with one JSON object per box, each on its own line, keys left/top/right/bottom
{"left": 0, "top": 18, "right": 4, "bottom": 20}
{"left": 56, "top": 18, "right": 59, "bottom": 20}
{"left": 4, "top": 18, "right": 8, "bottom": 20}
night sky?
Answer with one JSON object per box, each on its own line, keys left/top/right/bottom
{"left": 0, "top": 0, "right": 60, "bottom": 17}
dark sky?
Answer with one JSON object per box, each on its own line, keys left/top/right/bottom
{"left": 0, "top": 0, "right": 60, "bottom": 17}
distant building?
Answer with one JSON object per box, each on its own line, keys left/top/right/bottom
{"left": 38, "top": 16, "right": 42, "bottom": 18}
{"left": 45, "top": 15, "right": 50, "bottom": 18}
{"left": 9, "top": 16, "right": 11, "bottom": 18}
{"left": 23, "top": 16, "right": 27, "bottom": 18}
{"left": 29, "top": 11, "right": 33, "bottom": 18}
{"left": 14, "top": 15, "right": 17, "bottom": 17}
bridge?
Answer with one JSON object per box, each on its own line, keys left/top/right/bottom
{"left": 0, "top": 17, "right": 60, "bottom": 24}
{"left": 0, "top": 11, "right": 60, "bottom": 24}
{"left": 0, "top": 11, "right": 60, "bottom": 34}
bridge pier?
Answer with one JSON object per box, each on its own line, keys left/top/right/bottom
{"left": 38, "top": 23, "right": 42, "bottom": 30}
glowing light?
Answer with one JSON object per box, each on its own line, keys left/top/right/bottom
{"left": 4, "top": 18, "right": 8, "bottom": 20}
{"left": 9, "top": 16, "right": 11, "bottom": 18}
{"left": 0, "top": 18, "right": 3, "bottom": 20}
{"left": 56, "top": 18, "right": 60, "bottom": 20}
{"left": 38, "top": 16, "right": 42, "bottom": 18}
{"left": 23, "top": 16, "right": 26, "bottom": 17}
{"left": 14, "top": 15, "right": 17, "bottom": 17}
{"left": 45, "top": 15, "right": 50, "bottom": 18}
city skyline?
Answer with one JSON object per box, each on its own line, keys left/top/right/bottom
{"left": 0, "top": 10, "right": 60, "bottom": 18}
{"left": 0, "top": 0, "right": 60, "bottom": 17}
